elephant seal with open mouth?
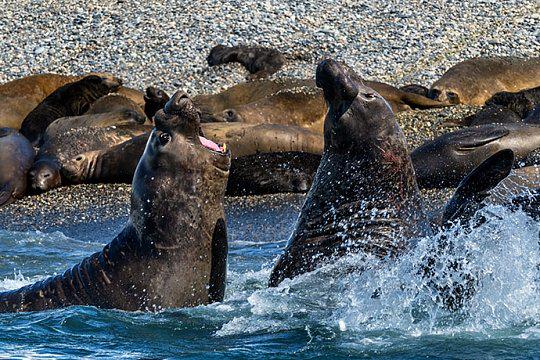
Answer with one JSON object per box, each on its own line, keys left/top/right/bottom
{"left": 0, "top": 91, "right": 231, "bottom": 312}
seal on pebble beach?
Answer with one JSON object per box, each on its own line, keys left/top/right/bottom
{"left": 19, "top": 74, "right": 122, "bottom": 145}
{"left": 268, "top": 59, "right": 431, "bottom": 286}
{"left": 63, "top": 122, "right": 323, "bottom": 195}
{"left": 428, "top": 57, "right": 540, "bottom": 106}
{"left": 411, "top": 123, "right": 540, "bottom": 189}
{"left": 0, "top": 91, "right": 231, "bottom": 312}
{"left": 85, "top": 93, "right": 147, "bottom": 121}
{"left": 207, "top": 44, "right": 286, "bottom": 79}
{"left": 0, "top": 128, "right": 35, "bottom": 207}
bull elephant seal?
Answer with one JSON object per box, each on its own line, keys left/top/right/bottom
{"left": 268, "top": 59, "right": 431, "bottom": 286}
{"left": 411, "top": 124, "right": 540, "bottom": 189}
{"left": 0, "top": 128, "right": 35, "bottom": 206}
{"left": 63, "top": 122, "right": 323, "bottom": 195}
{"left": 144, "top": 87, "right": 170, "bottom": 120}
{"left": 29, "top": 124, "right": 150, "bottom": 192}
{"left": 207, "top": 44, "right": 286, "bottom": 79}
{"left": 0, "top": 91, "right": 231, "bottom": 312}
{"left": 428, "top": 57, "right": 540, "bottom": 105}
{"left": 20, "top": 75, "right": 122, "bottom": 145}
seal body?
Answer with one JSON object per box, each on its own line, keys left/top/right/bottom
{"left": 269, "top": 60, "right": 431, "bottom": 286}
{"left": 0, "top": 91, "right": 231, "bottom": 312}
{"left": 19, "top": 74, "right": 122, "bottom": 145}
{"left": 63, "top": 122, "right": 323, "bottom": 195}
{"left": 412, "top": 123, "right": 540, "bottom": 189}
{"left": 207, "top": 45, "right": 286, "bottom": 79}
{"left": 429, "top": 57, "right": 540, "bottom": 105}
{"left": 85, "top": 93, "right": 147, "bottom": 121}
{"left": 144, "top": 87, "right": 170, "bottom": 120}
{"left": 0, "top": 128, "right": 35, "bottom": 206}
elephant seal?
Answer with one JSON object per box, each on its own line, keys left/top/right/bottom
{"left": 199, "top": 78, "right": 446, "bottom": 127}
{"left": 0, "top": 91, "right": 231, "bottom": 312}
{"left": 268, "top": 59, "right": 431, "bottom": 287}
{"left": 411, "top": 123, "right": 540, "bottom": 189}
{"left": 0, "top": 128, "right": 35, "bottom": 207}
{"left": 0, "top": 74, "right": 80, "bottom": 129}
{"left": 207, "top": 44, "right": 286, "bottom": 79}
{"left": 444, "top": 86, "right": 540, "bottom": 127}
{"left": 428, "top": 57, "right": 540, "bottom": 105}
{"left": 29, "top": 124, "right": 150, "bottom": 192}
{"left": 85, "top": 93, "right": 146, "bottom": 120}
{"left": 63, "top": 123, "right": 323, "bottom": 195}
{"left": 44, "top": 110, "right": 146, "bottom": 140}
{"left": 20, "top": 74, "right": 122, "bottom": 145}
{"left": 144, "top": 87, "right": 170, "bottom": 120}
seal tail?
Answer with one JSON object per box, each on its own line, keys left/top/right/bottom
{"left": 441, "top": 149, "right": 515, "bottom": 227}
{"left": 401, "top": 91, "right": 451, "bottom": 110}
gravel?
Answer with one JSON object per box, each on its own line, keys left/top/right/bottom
{"left": 0, "top": 0, "right": 537, "bottom": 230}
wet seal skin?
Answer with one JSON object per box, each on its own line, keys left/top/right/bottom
{"left": 428, "top": 57, "right": 540, "bottom": 106}
{"left": 19, "top": 74, "right": 122, "bottom": 145}
{"left": 268, "top": 59, "right": 431, "bottom": 287}
{"left": 207, "top": 44, "right": 286, "bottom": 79}
{"left": 412, "top": 123, "right": 540, "bottom": 189}
{"left": 0, "top": 128, "right": 35, "bottom": 207}
{"left": 0, "top": 91, "right": 231, "bottom": 312}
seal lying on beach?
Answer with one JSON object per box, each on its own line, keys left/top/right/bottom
{"left": 268, "top": 59, "right": 432, "bottom": 286}
{"left": 197, "top": 78, "right": 446, "bottom": 125}
{"left": 412, "top": 123, "right": 540, "bottom": 189}
{"left": 428, "top": 57, "right": 540, "bottom": 105}
{"left": 0, "top": 91, "right": 231, "bottom": 312}
{"left": 445, "top": 86, "right": 540, "bottom": 127}
{"left": 85, "top": 93, "right": 147, "bottom": 120}
{"left": 0, "top": 128, "right": 35, "bottom": 207}
{"left": 20, "top": 75, "right": 122, "bottom": 145}
{"left": 0, "top": 73, "right": 80, "bottom": 129}
{"left": 62, "top": 122, "right": 323, "bottom": 195}
{"left": 29, "top": 124, "right": 150, "bottom": 192}
{"left": 207, "top": 44, "right": 286, "bottom": 79}
{"left": 144, "top": 87, "right": 170, "bottom": 120}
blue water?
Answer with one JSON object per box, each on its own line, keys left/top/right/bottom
{"left": 0, "top": 198, "right": 538, "bottom": 359}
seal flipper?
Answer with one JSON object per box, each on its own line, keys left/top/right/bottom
{"left": 208, "top": 218, "right": 227, "bottom": 303}
{"left": 442, "top": 149, "right": 515, "bottom": 227}
{"left": 452, "top": 125, "right": 509, "bottom": 150}
{"left": 401, "top": 91, "right": 450, "bottom": 110}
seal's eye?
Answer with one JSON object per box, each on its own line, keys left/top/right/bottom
{"left": 446, "top": 91, "right": 460, "bottom": 104}
{"left": 365, "top": 93, "right": 376, "bottom": 99}
{"left": 158, "top": 132, "right": 171, "bottom": 146}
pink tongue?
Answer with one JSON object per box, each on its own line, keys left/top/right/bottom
{"left": 199, "top": 136, "right": 221, "bottom": 152}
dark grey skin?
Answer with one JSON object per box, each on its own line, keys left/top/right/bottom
{"left": 412, "top": 123, "right": 540, "bottom": 189}
{"left": 0, "top": 91, "right": 231, "bottom": 312}
{"left": 0, "top": 128, "right": 35, "bottom": 206}
{"left": 29, "top": 124, "right": 151, "bottom": 192}
{"left": 19, "top": 75, "right": 122, "bottom": 145}
{"left": 144, "top": 87, "right": 170, "bottom": 120}
{"left": 524, "top": 105, "right": 540, "bottom": 125}
{"left": 207, "top": 45, "right": 286, "bottom": 79}
{"left": 268, "top": 59, "right": 432, "bottom": 287}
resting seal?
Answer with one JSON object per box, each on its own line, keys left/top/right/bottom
{"left": 428, "top": 57, "right": 540, "bottom": 105}
{"left": 0, "top": 91, "right": 231, "bottom": 312}
{"left": 207, "top": 44, "right": 286, "bottom": 79}
{"left": 198, "top": 78, "right": 446, "bottom": 126}
{"left": 19, "top": 74, "right": 122, "bottom": 145}
{"left": 412, "top": 123, "right": 540, "bottom": 189}
{"left": 63, "top": 122, "right": 323, "bottom": 195}
{"left": 268, "top": 59, "right": 431, "bottom": 286}
{"left": 29, "top": 124, "right": 150, "bottom": 192}
{"left": 85, "top": 93, "right": 147, "bottom": 121}
{"left": 0, "top": 128, "right": 35, "bottom": 207}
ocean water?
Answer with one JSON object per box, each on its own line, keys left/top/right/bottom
{"left": 0, "top": 199, "right": 538, "bottom": 359}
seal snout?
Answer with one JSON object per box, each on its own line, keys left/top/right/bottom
{"left": 29, "top": 162, "right": 61, "bottom": 191}
{"left": 164, "top": 91, "right": 191, "bottom": 115}
{"left": 316, "top": 59, "right": 359, "bottom": 102}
